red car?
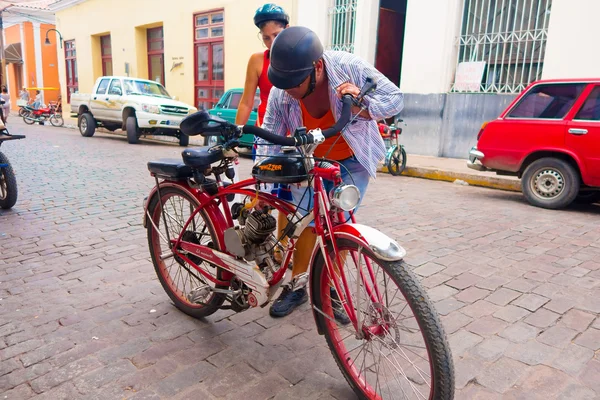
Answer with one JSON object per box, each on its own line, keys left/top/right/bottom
{"left": 468, "top": 78, "right": 600, "bottom": 209}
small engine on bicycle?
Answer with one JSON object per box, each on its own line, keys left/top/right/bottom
{"left": 223, "top": 202, "right": 282, "bottom": 281}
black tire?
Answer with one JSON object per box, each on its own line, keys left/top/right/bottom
{"left": 574, "top": 191, "right": 600, "bottom": 204}
{"left": 312, "top": 238, "right": 454, "bottom": 400}
{"left": 179, "top": 134, "right": 189, "bottom": 147}
{"left": 387, "top": 146, "right": 407, "bottom": 176}
{"left": 22, "top": 113, "right": 36, "bottom": 125}
{"left": 78, "top": 113, "right": 96, "bottom": 137}
{"left": 18, "top": 107, "right": 27, "bottom": 117}
{"left": 126, "top": 116, "right": 140, "bottom": 144}
{"left": 0, "top": 152, "right": 18, "bottom": 209}
{"left": 521, "top": 157, "right": 580, "bottom": 209}
{"left": 146, "top": 186, "right": 227, "bottom": 318}
{"left": 50, "top": 114, "right": 64, "bottom": 127}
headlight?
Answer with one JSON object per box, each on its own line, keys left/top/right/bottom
{"left": 142, "top": 104, "right": 160, "bottom": 114}
{"left": 330, "top": 184, "right": 361, "bottom": 211}
{"left": 188, "top": 108, "right": 197, "bottom": 115}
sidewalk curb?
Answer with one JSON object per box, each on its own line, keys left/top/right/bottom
{"left": 378, "top": 165, "right": 521, "bottom": 192}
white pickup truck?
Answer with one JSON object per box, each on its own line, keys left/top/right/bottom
{"left": 70, "top": 76, "right": 197, "bottom": 146}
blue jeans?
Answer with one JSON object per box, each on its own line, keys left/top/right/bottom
{"left": 289, "top": 156, "right": 370, "bottom": 219}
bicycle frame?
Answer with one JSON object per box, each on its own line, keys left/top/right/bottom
{"left": 145, "top": 155, "right": 405, "bottom": 331}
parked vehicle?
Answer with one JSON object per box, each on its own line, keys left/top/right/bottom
{"left": 70, "top": 76, "right": 197, "bottom": 146}
{"left": 21, "top": 104, "right": 64, "bottom": 127}
{"left": 207, "top": 88, "right": 260, "bottom": 148}
{"left": 0, "top": 127, "right": 25, "bottom": 209}
{"left": 468, "top": 78, "right": 600, "bottom": 209}
{"left": 379, "top": 120, "right": 407, "bottom": 176}
{"left": 143, "top": 85, "right": 454, "bottom": 399}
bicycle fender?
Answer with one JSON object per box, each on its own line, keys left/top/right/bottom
{"left": 142, "top": 182, "right": 228, "bottom": 249}
{"left": 308, "top": 224, "right": 406, "bottom": 335}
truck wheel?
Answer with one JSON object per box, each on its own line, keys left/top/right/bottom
{"left": 179, "top": 134, "right": 189, "bottom": 147}
{"left": 521, "top": 157, "right": 580, "bottom": 209}
{"left": 126, "top": 116, "right": 140, "bottom": 144}
{"left": 78, "top": 113, "right": 96, "bottom": 137}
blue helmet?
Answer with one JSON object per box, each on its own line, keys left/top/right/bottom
{"left": 254, "top": 3, "right": 289, "bottom": 28}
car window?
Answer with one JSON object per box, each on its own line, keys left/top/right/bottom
{"left": 96, "top": 79, "right": 110, "bottom": 95}
{"left": 108, "top": 79, "right": 122, "bottom": 95}
{"left": 228, "top": 93, "right": 242, "bottom": 109}
{"left": 574, "top": 86, "right": 600, "bottom": 121}
{"left": 123, "top": 79, "right": 170, "bottom": 98}
{"left": 508, "top": 83, "right": 587, "bottom": 119}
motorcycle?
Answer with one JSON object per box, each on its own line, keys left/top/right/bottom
{"left": 143, "top": 79, "right": 454, "bottom": 399}
{"left": 0, "top": 124, "right": 25, "bottom": 209}
{"left": 21, "top": 103, "right": 64, "bottom": 127}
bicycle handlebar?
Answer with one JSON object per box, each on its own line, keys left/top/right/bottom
{"left": 239, "top": 94, "right": 354, "bottom": 147}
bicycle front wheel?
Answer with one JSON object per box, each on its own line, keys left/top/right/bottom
{"left": 388, "top": 147, "right": 407, "bottom": 176}
{"left": 312, "top": 237, "right": 454, "bottom": 400}
{"left": 146, "top": 186, "right": 228, "bottom": 318}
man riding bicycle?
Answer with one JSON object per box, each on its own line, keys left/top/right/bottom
{"left": 256, "top": 26, "right": 404, "bottom": 320}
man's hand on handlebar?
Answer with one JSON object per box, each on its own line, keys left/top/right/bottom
{"left": 336, "top": 83, "right": 371, "bottom": 120}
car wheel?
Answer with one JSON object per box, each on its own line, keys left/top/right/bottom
{"left": 521, "top": 157, "right": 580, "bottom": 209}
{"left": 78, "top": 113, "right": 96, "bottom": 137}
{"left": 126, "top": 116, "right": 140, "bottom": 144}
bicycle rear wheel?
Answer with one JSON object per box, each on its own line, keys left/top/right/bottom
{"left": 146, "top": 186, "right": 228, "bottom": 318}
{"left": 388, "top": 147, "right": 407, "bottom": 176}
{"left": 312, "top": 237, "right": 454, "bottom": 399}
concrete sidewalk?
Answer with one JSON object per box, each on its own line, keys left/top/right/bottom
{"left": 380, "top": 154, "right": 521, "bottom": 192}
{"left": 58, "top": 113, "right": 521, "bottom": 193}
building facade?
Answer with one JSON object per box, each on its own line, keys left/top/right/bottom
{"left": 50, "top": 0, "right": 298, "bottom": 109}
{"left": 2, "top": 1, "right": 60, "bottom": 111}
{"left": 299, "top": 0, "right": 600, "bottom": 158}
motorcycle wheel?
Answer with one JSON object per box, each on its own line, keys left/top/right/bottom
{"left": 0, "top": 152, "right": 18, "bottom": 209}
{"left": 23, "top": 114, "right": 36, "bottom": 125}
{"left": 50, "top": 114, "right": 64, "bottom": 127}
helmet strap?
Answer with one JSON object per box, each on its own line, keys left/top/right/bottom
{"left": 301, "top": 68, "right": 317, "bottom": 99}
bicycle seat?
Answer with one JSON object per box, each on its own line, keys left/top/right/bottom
{"left": 181, "top": 146, "right": 223, "bottom": 169}
{"left": 147, "top": 159, "right": 193, "bottom": 180}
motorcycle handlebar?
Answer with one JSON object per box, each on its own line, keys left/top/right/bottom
{"left": 240, "top": 94, "right": 354, "bottom": 147}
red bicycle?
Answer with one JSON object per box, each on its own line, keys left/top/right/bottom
{"left": 143, "top": 88, "right": 454, "bottom": 399}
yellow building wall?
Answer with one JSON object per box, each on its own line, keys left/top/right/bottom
{"left": 55, "top": 0, "right": 298, "bottom": 108}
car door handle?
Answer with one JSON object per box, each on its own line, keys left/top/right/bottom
{"left": 568, "top": 128, "right": 588, "bottom": 135}
{"left": 216, "top": 112, "right": 222, "bottom": 116}
{"left": 105, "top": 98, "right": 109, "bottom": 101}
{"left": 93, "top": 96, "right": 97, "bottom": 100}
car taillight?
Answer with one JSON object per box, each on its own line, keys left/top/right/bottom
{"left": 477, "top": 121, "right": 489, "bottom": 141}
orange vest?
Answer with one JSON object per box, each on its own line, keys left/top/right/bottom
{"left": 299, "top": 102, "right": 353, "bottom": 161}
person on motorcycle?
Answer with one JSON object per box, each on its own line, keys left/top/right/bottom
{"left": 236, "top": 3, "right": 293, "bottom": 264}
{"left": 257, "top": 26, "right": 404, "bottom": 320}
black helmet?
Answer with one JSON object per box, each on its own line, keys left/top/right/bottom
{"left": 268, "top": 26, "right": 324, "bottom": 91}
{"left": 254, "top": 3, "right": 289, "bottom": 28}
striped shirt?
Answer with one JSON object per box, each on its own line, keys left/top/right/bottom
{"left": 256, "top": 50, "right": 404, "bottom": 178}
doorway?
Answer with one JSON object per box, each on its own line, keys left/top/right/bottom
{"left": 374, "top": 0, "right": 407, "bottom": 87}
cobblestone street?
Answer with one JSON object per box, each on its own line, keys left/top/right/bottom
{"left": 1, "top": 121, "right": 599, "bottom": 399}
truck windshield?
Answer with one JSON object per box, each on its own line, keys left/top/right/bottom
{"left": 123, "top": 79, "right": 170, "bottom": 98}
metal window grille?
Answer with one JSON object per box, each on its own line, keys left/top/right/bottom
{"left": 327, "top": 0, "right": 358, "bottom": 52}
{"left": 452, "top": 0, "right": 552, "bottom": 93}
